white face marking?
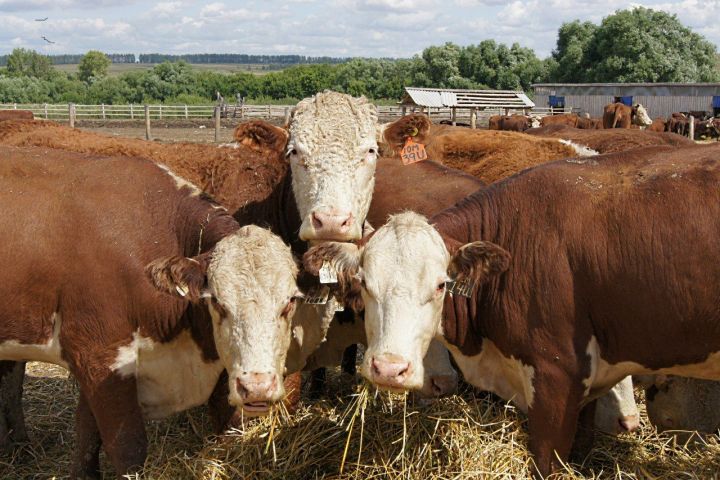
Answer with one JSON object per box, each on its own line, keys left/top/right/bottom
{"left": 595, "top": 376, "right": 639, "bottom": 435}
{"left": 288, "top": 91, "right": 379, "bottom": 242}
{"left": 111, "top": 330, "right": 224, "bottom": 420}
{"left": 206, "top": 225, "right": 299, "bottom": 406}
{"left": 558, "top": 139, "right": 599, "bottom": 157}
{"left": 445, "top": 339, "right": 535, "bottom": 412}
{"left": 357, "top": 212, "right": 450, "bottom": 390}
{"left": 0, "top": 312, "right": 67, "bottom": 368}
{"left": 633, "top": 104, "right": 653, "bottom": 127}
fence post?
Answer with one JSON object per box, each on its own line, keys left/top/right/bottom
{"left": 184, "top": 105, "right": 189, "bottom": 120}
{"left": 101, "top": 104, "right": 106, "bottom": 120}
{"left": 43, "top": 103, "right": 48, "bottom": 119}
{"left": 451, "top": 107, "right": 457, "bottom": 127}
{"left": 68, "top": 103, "right": 75, "bottom": 128}
{"left": 470, "top": 108, "right": 477, "bottom": 129}
{"left": 13, "top": 103, "right": 17, "bottom": 110}
{"left": 267, "top": 105, "right": 271, "bottom": 118}
{"left": 129, "top": 104, "right": 133, "bottom": 120}
{"left": 283, "top": 107, "right": 291, "bottom": 125}
{"left": 214, "top": 106, "right": 221, "bottom": 143}
{"left": 159, "top": 105, "right": 163, "bottom": 120}
{"left": 145, "top": 105, "right": 152, "bottom": 141}
{"left": 689, "top": 115, "right": 695, "bottom": 140}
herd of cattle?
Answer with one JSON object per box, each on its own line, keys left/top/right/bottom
{"left": 489, "top": 102, "right": 720, "bottom": 141}
{"left": 0, "top": 92, "right": 719, "bottom": 478}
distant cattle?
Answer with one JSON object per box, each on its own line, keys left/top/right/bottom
{"left": 0, "top": 146, "right": 302, "bottom": 477}
{"left": 380, "top": 114, "right": 577, "bottom": 183}
{"left": 307, "top": 143, "right": 720, "bottom": 476}
{"left": 576, "top": 116, "right": 603, "bottom": 130}
{"left": 527, "top": 124, "right": 693, "bottom": 153}
{"left": 0, "top": 110, "right": 33, "bottom": 121}
{"left": 540, "top": 114, "right": 580, "bottom": 128}
{"left": 647, "top": 117, "right": 667, "bottom": 132}
{"left": 488, "top": 114, "right": 538, "bottom": 132}
{"left": 603, "top": 102, "right": 653, "bottom": 129}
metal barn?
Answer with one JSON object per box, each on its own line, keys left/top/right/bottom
{"left": 532, "top": 83, "right": 720, "bottom": 118}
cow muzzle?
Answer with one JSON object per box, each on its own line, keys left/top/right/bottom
{"left": 618, "top": 414, "right": 640, "bottom": 433}
{"left": 233, "top": 372, "right": 283, "bottom": 415}
{"left": 300, "top": 210, "right": 359, "bottom": 241}
{"left": 366, "top": 354, "right": 416, "bottom": 391}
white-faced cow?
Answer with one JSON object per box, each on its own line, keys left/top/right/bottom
{"left": 0, "top": 146, "right": 302, "bottom": 478}
{"left": 305, "top": 143, "right": 720, "bottom": 476}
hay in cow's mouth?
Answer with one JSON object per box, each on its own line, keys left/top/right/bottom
{"left": 6, "top": 362, "right": 720, "bottom": 479}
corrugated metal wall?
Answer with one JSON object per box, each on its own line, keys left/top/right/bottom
{"left": 534, "top": 94, "right": 715, "bottom": 117}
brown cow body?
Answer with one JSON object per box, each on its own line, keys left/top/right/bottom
{"left": 527, "top": 124, "right": 693, "bottom": 153}
{"left": 488, "top": 114, "right": 533, "bottom": 132}
{"left": 0, "top": 147, "right": 248, "bottom": 476}
{"left": 381, "top": 114, "right": 576, "bottom": 183}
{"left": 0, "top": 110, "right": 33, "bottom": 121}
{"left": 424, "top": 144, "right": 720, "bottom": 474}
{"left": 647, "top": 117, "right": 667, "bottom": 132}
{"left": 602, "top": 102, "right": 652, "bottom": 129}
{"left": 540, "top": 114, "right": 579, "bottom": 128}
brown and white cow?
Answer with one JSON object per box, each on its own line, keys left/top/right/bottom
{"left": 488, "top": 114, "right": 538, "bottom": 132}
{"left": 306, "top": 143, "right": 720, "bottom": 476}
{"left": 602, "top": 102, "right": 653, "bottom": 129}
{"left": 0, "top": 146, "right": 302, "bottom": 478}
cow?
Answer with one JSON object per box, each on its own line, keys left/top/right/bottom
{"left": 305, "top": 143, "right": 720, "bottom": 476}
{"left": 0, "top": 146, "right": 303, "bottom": 478}
{"left": 540, "top": 114, "right": 580, "bottom": 128}
{"left": 527, "top": 123, "right": 693, "bottom": 154}
{"left": 647, "top": 117, "right": 667, "bottom": 132}
{"left": 594, "top": 377, "right": 639, "bottom": 435}
{"left": 488, "top": 114, "right": 537, "bottom": 132}
{"left": 602, "top": 102, "right": 653, "bottom": 129}
{"left": 667, "top": 112, "right": 689, "bottom": 136}
{"left": 0, "top": 110, "right": 33, "bottom": 121}
{"left": 379, "top": 114, "right": 578, "bottom": 183}
{"left": 576, "top": 116, "right": 603, "bottom": 130}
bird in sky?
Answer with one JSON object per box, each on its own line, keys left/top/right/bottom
{"left": 35, "top": 17, "right": 48, "bottom": 22}
{"left": 41, "top": 36, "right": 55, "bottom": 44}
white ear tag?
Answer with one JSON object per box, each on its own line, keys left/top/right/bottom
{"left": 334, "top": 297, "right": 345, "bottom": 312}
{"left": 446, "top": 279, "right": 475, "bottom": 298}
{"left": 304, "top": 286, "right": 330, "bottom": 305}
{"left": 319, "top": 261, "right": 338, "bottom": 284}
{"left": 175, "top": 283, "right": 189, "bottom": 297}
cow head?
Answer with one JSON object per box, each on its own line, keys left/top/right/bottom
{"left": 288, "top": 91, "right": 379, "bottom": 242}
{"left": 594, "top": 376, "right": 640, "bottom": 435}
{"left": 631, "top": 104, "right": 653, "bottom": 127}
{"left": 304, "top": 212, "right": 510, "bottom": 392}
{"left": 147, "top": 226, "right": 301, "bottom": 416}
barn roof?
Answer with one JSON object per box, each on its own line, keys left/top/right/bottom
{"left": 401, "top": 87, "right": 535, "bottom": 109}
{"left": 532, "top": 82, "right": 720, "bottom": 88}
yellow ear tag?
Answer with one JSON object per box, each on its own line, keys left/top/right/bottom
{"left": 400, "top": 137, "right": 427, "bottom": 165}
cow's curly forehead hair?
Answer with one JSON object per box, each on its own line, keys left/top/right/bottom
{"left": 367, "top": 212, "right": 450, "bottom": 263}
{"left": 288, "top": 91, "right": 378, "bottom": 156}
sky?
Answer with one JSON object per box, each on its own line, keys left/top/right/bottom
{"left": 0, "top": 0, "right": 718, "bottom": 59}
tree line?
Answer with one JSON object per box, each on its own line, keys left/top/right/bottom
{"left": 0, "top": 7, "right": 717, "bottom": 106}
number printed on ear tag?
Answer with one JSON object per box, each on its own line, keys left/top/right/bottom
{"left": 446, "top": 279, "right": 475, "bottom": 298}
{"left": 319, "top": 261, "right": 338, "bottom": 284}
{"left": 304, "top": 286, "right": 330, "bottom": 305}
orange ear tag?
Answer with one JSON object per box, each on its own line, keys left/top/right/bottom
{"left": 399, "top": 137, "right": 428, "bottom": 165}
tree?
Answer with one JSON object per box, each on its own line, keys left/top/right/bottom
{"left": 5, "top": 48, "right": 53, "bottom": 79}
{"left": 421, "top": 43, "right": 462, "bottom": 87}
{"left": 78, "top": 50, "right": 111, "bottom": 82}
{"left": 550, "top": 7, "right": 720, "bottom": 83}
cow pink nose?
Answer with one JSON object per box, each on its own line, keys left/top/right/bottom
{"left": 618, "top": 414, "right": 640, "bottom": 433}
{"left": 371, "top": 355, "right": 411, "bottom": 387}
{"left": 236, "top": 372, "right": 278, "bottom": 402}
{"left": 311, "top": 211, "right": 354, "bottom": 234}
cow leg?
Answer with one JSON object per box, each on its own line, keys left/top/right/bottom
{"left": 341, "top": 344, "right": 358, "bottom": 376}
{"left": 309, "top": 368, "right": 326, "bottom": 400}
{"left": 570, "top": 399, "right": 596, "bottom": 464}
{"left": 74, "top": 370, "right": 147, "bottom": 478}
{"left": 526, "top": 369, "right": 584, "bottom": 478}
{"left": 71, "top": 393, "right": 102, "bottom": 480}
{"left": 0, "top": 361, "right": 28, "bottom": 451}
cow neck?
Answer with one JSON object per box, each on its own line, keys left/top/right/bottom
{"left": 233, "top": 171, "right": 306, "bottom": 257}
{"left": 431, "top": 187, "right": 501, "bottom": 357}
{"left": 151, "top": 194, "right": 239, "bottom": 361}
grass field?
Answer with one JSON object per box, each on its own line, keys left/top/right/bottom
{"left": 54, "top": 62, "right": 279, "bottom": 76}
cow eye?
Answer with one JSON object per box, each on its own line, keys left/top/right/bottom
{"left": 286, "top": 148, "right": 298, "bottom": 158}
{"left": 368, "top": 147, "right": 376, "bottom": 154}
{"left": 436, "top": 282, "right": 446, "bottom": 293}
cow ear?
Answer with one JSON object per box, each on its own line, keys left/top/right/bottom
{"left": 146, "top": 253, "right": 211, "bottom": 303}
{"left": 447, "top": 240, "right": 511, "bottom": 287}
{"left": 380, "top": 114, "right": 431, "bottom": 153}
{"left": 233, "top": 120, "right": 288, "bottom": 154}
{"left": 303, "top": 242, "right": 363, "bottom": 292}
